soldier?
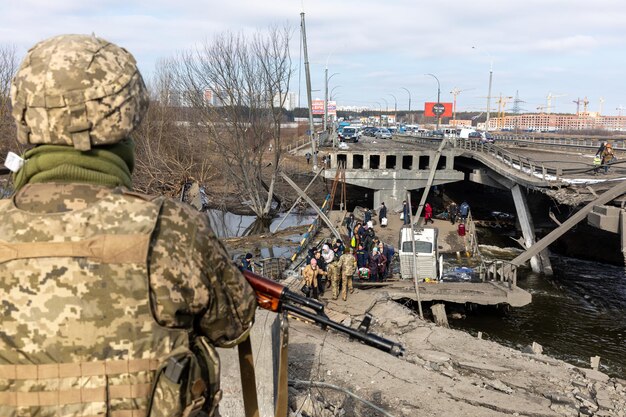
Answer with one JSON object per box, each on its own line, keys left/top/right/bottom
{"left": 337, "top": 246, "right": 358, "bottom": 301}
{"left": 0, "top": 35, "right": 256, "bottom": 417}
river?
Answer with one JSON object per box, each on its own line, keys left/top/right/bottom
{"left": 451, "top": 244, "right": 626, "bottom": 378}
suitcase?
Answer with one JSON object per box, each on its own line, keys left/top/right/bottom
{"left": 458, "top": 223, "right": 466, "bottom": 236}
{"left": 381, "top": 217, "right": 388, "bottom": 227}
{"left": 367, "top": 220, "right": 373, "bottom": 228}
{"left": 358, "top": 267, "right": 369, "bottom": 280}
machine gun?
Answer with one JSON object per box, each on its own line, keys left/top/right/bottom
{"left": 242, "top": 270, "right": 404, "bottom": 357}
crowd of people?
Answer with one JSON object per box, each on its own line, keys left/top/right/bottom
{"left": 302, "top": 209, "right": 395, "bottom": 301}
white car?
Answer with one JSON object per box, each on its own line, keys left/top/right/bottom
{"left": 375, "top": 128, "right": 392, "bottom": 139}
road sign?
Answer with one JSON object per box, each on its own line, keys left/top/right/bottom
{"left": 432, "top": 103, "right": 445, "bottom": 116}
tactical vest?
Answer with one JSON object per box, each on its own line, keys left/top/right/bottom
{"left": 0, "top": 189, "right": 219, "bottom": 417}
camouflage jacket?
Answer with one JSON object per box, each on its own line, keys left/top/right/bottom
{"left": 338, "top": 253, "right": 357, "bottom": 277}
{"left": 0, "top": 183, "right": 256, "bottom": 416}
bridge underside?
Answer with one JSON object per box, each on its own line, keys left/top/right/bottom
{"left": 326, "top": 150, "right": 465, "bottom": 209}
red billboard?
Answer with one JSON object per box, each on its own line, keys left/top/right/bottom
{"left": 424, "top": 102, "right": 453, "bottom": 118}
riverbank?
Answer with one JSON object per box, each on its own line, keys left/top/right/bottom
{"left": 287, "top": 289, "right": 626, "bottom": 416}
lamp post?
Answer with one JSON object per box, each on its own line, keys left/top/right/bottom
{"left": 389, "top": 93, "right": 397, "bottom": 123}
{"left": 472, "top": 46, "right": 493, "bottom": 132}
{"left": 425, "top": 73, "right": 441, "bottom": 130}
{"left": 330, "top": 85, "right": 341, "bottom": 100}
{"left": 381, "top": 98, "right": 389, "bottom": 126}
{"left": 324, "top": 71, "right": 339, "bottom": 131}
{"left": 374, "top": 101, "right": 382, "bottom": 126}
{"left": 401, "top": 87, "right": 412, "bottom": 123}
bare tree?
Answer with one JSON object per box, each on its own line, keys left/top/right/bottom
{"left": 133, "top": 58, "right": 218, "bottom": 196}
{"left": 176, "top": 26, "right": 292, "bottom": 229}
{"left": 0, "top": 44, "right": 18, "bottom": 157}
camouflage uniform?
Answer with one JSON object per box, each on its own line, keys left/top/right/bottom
{"left": 0, "top": 183, "right": 256, "bottom": 417}
{"left": 0, "top": 34, "right": 256, "bottom": 417}
{"left": 337, "top": 252, "right": 358, "bottom": 301}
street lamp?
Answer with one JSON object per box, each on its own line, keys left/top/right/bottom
{"left": 381, "top": 98, "right": 389, "bottom": 126}
{"left": 388, "top": 93, "right": 397, "bottom": 113}
{"left": 401, "top": 87, "right": 412, "bottom": 123}
{"left": 374, "top": 101, "right": 383, "bottom": 126}
{"left": 330, "top": 85, "right": 341, "bottom": 100}
{"left": 324, "top": 71, "right": 339, "bottom": 131}
{"left": 425, "top": 73, "right": 441, "bottom": 130}
{"left": 472, "top": 46, "right": 493, "bottom": 132}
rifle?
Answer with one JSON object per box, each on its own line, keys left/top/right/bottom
{"left": 242, "top": 270, "right": 405, "bottom": 357}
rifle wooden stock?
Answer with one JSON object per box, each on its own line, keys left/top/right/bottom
{"left": 241, "top": 270, "right": 405, "bottom": 357}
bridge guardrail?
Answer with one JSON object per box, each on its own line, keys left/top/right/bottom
{"left": 492, "top": 135, "right": 625, "bottom": 152}
{"left": 396, "top": 134, "right": 619, "bottom": 181}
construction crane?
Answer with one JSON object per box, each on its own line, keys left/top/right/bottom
{"left": 546, "top": 92, "right": 566, "bottom": 114}
{"left": 496, "top": 94, "right": 513, "bottom": 129}
{"left": 536, "top": 105, "right": 547, "bottom": 114}
{"left": 573, "top": 98, "right": 582, "bottom": 115}
{"left": 598, "top": 97, "right": 605, "bottom": 115}
{"left": 449, "top": 87, "right": 475, "bottom": 123}
{"left": 583, "top": 97, "right": 589, "bottom": 113}
{"left": 617, "top": 105, "right": 625, "bottom": 117}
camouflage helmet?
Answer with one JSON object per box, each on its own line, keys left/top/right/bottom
{"left": 10, "top": 34, "right": 149, "bottom": 151}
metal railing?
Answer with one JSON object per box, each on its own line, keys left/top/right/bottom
{"left": 395, "top": 134, "right": 618, "bottom": 182}
{"left": 478, "top": 260, "right": 518, "bottom": 288}
{"left": 492, "top": 135, "right": 626, "bottom": 152}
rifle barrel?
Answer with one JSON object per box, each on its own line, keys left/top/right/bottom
{"left": 284, "top": 304, "right": 404, "bottom": 356}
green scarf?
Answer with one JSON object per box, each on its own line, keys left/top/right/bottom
{"left": 13, "top": 138, "right": 136, "bottom": 191}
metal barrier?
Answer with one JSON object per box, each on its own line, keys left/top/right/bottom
{"left": 395, "top": 134, "right": 621, "bottom": 181}
{"left": 258, "top": 257, "right": 291, "bottom": 281}
{"left": 478, "top": 260, "right": 517, "bottom": 289}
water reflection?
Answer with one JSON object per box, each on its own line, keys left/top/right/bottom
{"left": 452, "top": 245, "right": 626, "bottom": 378}
{"left": 206, "top": 209, "right": 317, "bottom": 238}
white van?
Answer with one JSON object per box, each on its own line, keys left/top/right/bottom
{"left": 398, "top": 226, "right": 439, "bottom": 281}
{"left": 459, "top": 128, "right": 476, "bottom": 139}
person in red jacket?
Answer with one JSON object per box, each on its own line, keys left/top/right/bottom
{"left": 424, "top": 202, "right": 434, "bottom": 224}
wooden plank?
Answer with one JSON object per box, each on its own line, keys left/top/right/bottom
{"left": 218, "top": 309, "right": 276, "bottom": 417}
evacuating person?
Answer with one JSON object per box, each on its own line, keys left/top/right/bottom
{"left": 0, "top": 34, "right": 256, "bottom": 417}
{"left": 356, "top": 243, "right": 369, "bottom": 269}
{"left": 314, "top": 250, "right": 327, "bottom": 295}
{"left": 241, "top": 252, "right": 254, "bottom": 271}
{"left": 424, "top": 202, "right": 434, "bottom": 224}
{"left": 402, "top": 200, "right": 411, "bottom": 225}
{"left": 305, "top": 151, "right": 311, "bottom": 164}
{"left": 459, "top": 201, "right": 470, "bottom": 224}
{"left": 364, "top": 207, "right": 372, "bottom": 224}
{"left": 302, "top": 258, "right": 325, "bottom": 299}
{"left": 368, "top": 247, "right": 384, "bottom": 282}
{"left": 601, "top": 143, "right": 615, "bottom": 173}
{"left": 448, "top": 201, "right": 459, "bottom": 224}
{"left": 378, "top": 202, "right": 387, "bottom": 224}
{"left": 337, "top": 247, "right": 358, "bottom": 301}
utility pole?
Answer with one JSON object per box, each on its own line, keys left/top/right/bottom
{"left": 426, "top": 73, "right": 441, "bottom": 130}
{"left": 301, "top": 12, "right": 317, "bottom": 170}
{"left": 323, "top": 67, "right": 328, "bottom": 132}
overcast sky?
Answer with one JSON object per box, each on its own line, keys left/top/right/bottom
{"left": 2, "top": 0, "right": 625, "bottom": 115}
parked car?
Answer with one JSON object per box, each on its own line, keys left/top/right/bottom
{"left": 362, "top": 126, "right": 377, "bottom": 136}
{"left": 338, "top": 127, "right": 359, "bottom": 143}
{"left": 468, "top": 131, "right": 495, "bottom": 143}
{"left": 429, "top": 130, "right": 445, "bottom": 138}
{"left": 375, "top": 128, "right": 392, "bottom": 139}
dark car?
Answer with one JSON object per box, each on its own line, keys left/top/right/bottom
{"left": 469, "top": 131, "right": 495, "bottom": 143}
{"left": 338, "top": 127, "right": 359, "bottom": 143}
{"left": 429, "top": 130, "right": 445, "bottom": 138}
{"left": 362, "top": 126, "right": 377, "bottom": 136}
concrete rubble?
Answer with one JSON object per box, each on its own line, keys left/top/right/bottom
{"left": 287, "top": 298, "right": 626, "bottom": 417}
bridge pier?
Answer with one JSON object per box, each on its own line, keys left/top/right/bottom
{"left": 511, "top": 185, "right": 553, "bottom": 275}
{"left": 374, "top": 188, "right": 405, "bottom": 214}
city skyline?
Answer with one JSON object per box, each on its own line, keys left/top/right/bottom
{"left": 1, "top": 1, "right": 625, "bottom": 115}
